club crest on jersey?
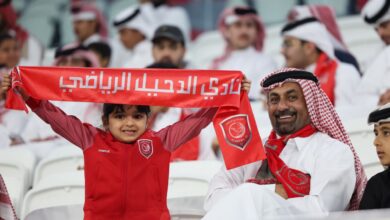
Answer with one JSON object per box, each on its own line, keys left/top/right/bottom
{"left": 219, "top": 114, "right": 252, "bottom": 150}
{"left": 137, "top": 139, "right": 153, "bottom": 159}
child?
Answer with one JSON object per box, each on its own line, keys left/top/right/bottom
{"left": 359, "top": 103, "right": 390, "bottom": 209}
{"left": 1, "top": 73, "right": 251, "bottom": 219}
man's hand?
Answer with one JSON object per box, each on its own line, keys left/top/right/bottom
{"left": 378, "top": 89, "right": 390, "bottom": 105}
{"left": 275, "top": 183, "right": 288, "bottom": 199}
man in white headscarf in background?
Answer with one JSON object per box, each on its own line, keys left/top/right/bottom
{"left": 211, "top": 6, "right": 277, "bottom": 101}
{"left": 110, "top": 6, "right": 154, "bottom": 68}
{"left": 280, "top": 17, "right": 360, "bottom": 111}
{"left": 287, "top": 4, "right": 361, "bottom": 73}
{"left": 203, "top": 68, "right": 366, "bottom": 220}
{"left": 360, "top": 0, "right": 390, "bottom": 106}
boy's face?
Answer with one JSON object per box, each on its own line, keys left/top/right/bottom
{"left": 152, "top": 38, "right": 185, "bottom": 66}
{"left": 105, "top": 105, "right": 148, "bottom": 143}
{"left": 225, "top": 17, "right": 257, "bottom": 50}
{"left": 373, "top": 122, "right": 390, "bottom": 166}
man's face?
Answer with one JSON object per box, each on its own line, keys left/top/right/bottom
{"left": 373, "top": 122, "right": 390, "bottom": 166}
{"left": 281, "top": 36, "right": 311, "bottom": 69}
{"left": 267, "top": 82, "right": 311, "bottom": 136}
{"left": 375, "top": 20, "right": 390, "bottom": 45}
{"left": 152, "top": 38, "right": 185, "bottom": 66}
{"left": 73, "top": 20, "right": 97, "bottom": 42}
{"left": 119, "top": 28, "right": 144, "bottom": 49}
{"left": 225, "top": 17, "right": 257, "bottom": 50}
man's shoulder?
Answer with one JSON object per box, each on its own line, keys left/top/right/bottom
{"left": 306, "top": 132, "right": 351, "bottom": 151}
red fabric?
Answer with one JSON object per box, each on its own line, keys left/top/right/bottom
{"left": 6, "top": 66, "right": 265, "bottom": 169}
{"left": 314, "top": 53, "right": 338, "bottom": 105}
{"left": 82, "top": 130, "right": 170, "bottom": 220}
{"left": 266, "top": 125, "right": 316, "bottom": 198}
{"left": 0, "top": 4, "right": 28, "bottom": 47}
{"left": 260, "top": 68, "right": 367, "bottom": 210}
{"left": 170, "top": 109, "right": 200, "bottom": 161}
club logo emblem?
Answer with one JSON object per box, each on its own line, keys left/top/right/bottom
{"left": 137, "top": 139, "right": 153, "bottom": 159}
{"left": 219, "top": 114, "right": 252, "bottom": 150}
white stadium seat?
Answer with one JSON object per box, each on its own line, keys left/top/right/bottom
{"left": 33, "top": 146, "right": 83, "bottom": 187}
{"left": 21, "top": 171, "right": 85, "bottom": 220}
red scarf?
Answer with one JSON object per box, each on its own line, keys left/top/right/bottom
{"left": 248, "top": 124, "right": 316, "bottom": 198}
{"left": 314, "top": 53, "right": 338, "bottom": 105}
{"left": 6, "top": 66, "right": 266, "bottom": 169}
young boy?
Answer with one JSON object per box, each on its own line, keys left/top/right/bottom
{"left": 360, "top": 103, "right": 390, "bottom": 209}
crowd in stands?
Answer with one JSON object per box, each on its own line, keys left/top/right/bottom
{"left": 0, "top": 0, "right": 390, "bottom": 219}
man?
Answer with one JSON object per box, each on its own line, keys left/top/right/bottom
{"left": 71, "top": 2, "right": 108, "bottom": 46}
{"left": 211, "top": 6, "right": 277, "bottom": 101}
{"left": 152, "top": 24, "right": 193, "bottom": 69}
{"left": 287, "top": 4, "right": 361, "bottom": 73}
{"left": 281, "top": 17, "right": 360, "bottom": 107}
{"left": 111, "top": 6, "right": 154, "bottom": 68}
{"left": 203, "top": 68, "right": 366, "bottom": 219}
{"left": 360, "top": 0, "right": 390, "bottom": 106}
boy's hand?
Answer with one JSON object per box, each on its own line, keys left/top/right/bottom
{"left": 241, "top": 75, "right": 251, "bottom": 92}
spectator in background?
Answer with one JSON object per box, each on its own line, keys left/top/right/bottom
{"left": 0, "top": 32, "right": 29, "bottom": 146}
{"left": 360, "top": 0, "right": 390, "bottom": 106}
{"left": 139, "top": 0, "right": 191, "bottom": 43}
{"left": 281, "top": 17, "right": 360, "bottom": 108}
{"left": 111, "top": 6, "right": 154, "bottom": 68}
{"left": 360, "top": 103, "right": 390, "bottom": 209}
{"left": 87, "top": 41, "right": 112, "bottom": 67}
{"left": 151, "top": 25, "right": 193, "bottom": 68}
{"left": 0, "top": 0, "right": 43, "bottom": 66}
{"left": 288, "top": 4, "right": 361, "bottom": 73}
{"left": 71, "top": 2, "right": 108, "bottom": 46}
{"left": 211, "top": 6, "right": 277, "bottom": 101}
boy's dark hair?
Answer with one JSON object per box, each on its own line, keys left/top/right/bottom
{"left": 102, "top": 104, "right": 150, "bottom": 120}
{"left": 87, "top": 41, "right": 112, "bottom": 61}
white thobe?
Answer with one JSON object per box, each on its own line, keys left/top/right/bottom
{"left": 358, "top": 46, "right": 390, "bottom": 108}
{"left": 19, "top": 36, "right": 44, "bottom": 66}
{"left": 204, "top": 132, "right": 356, "bottom": 219}
{"left": 141, "top": 2, "right": 191, "bottom": 44}
{"left": 216, "top": 47, "right": 277, "bottom": 100}
{"left": 122, "top": 40, "right": 154, "bottom": 68}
